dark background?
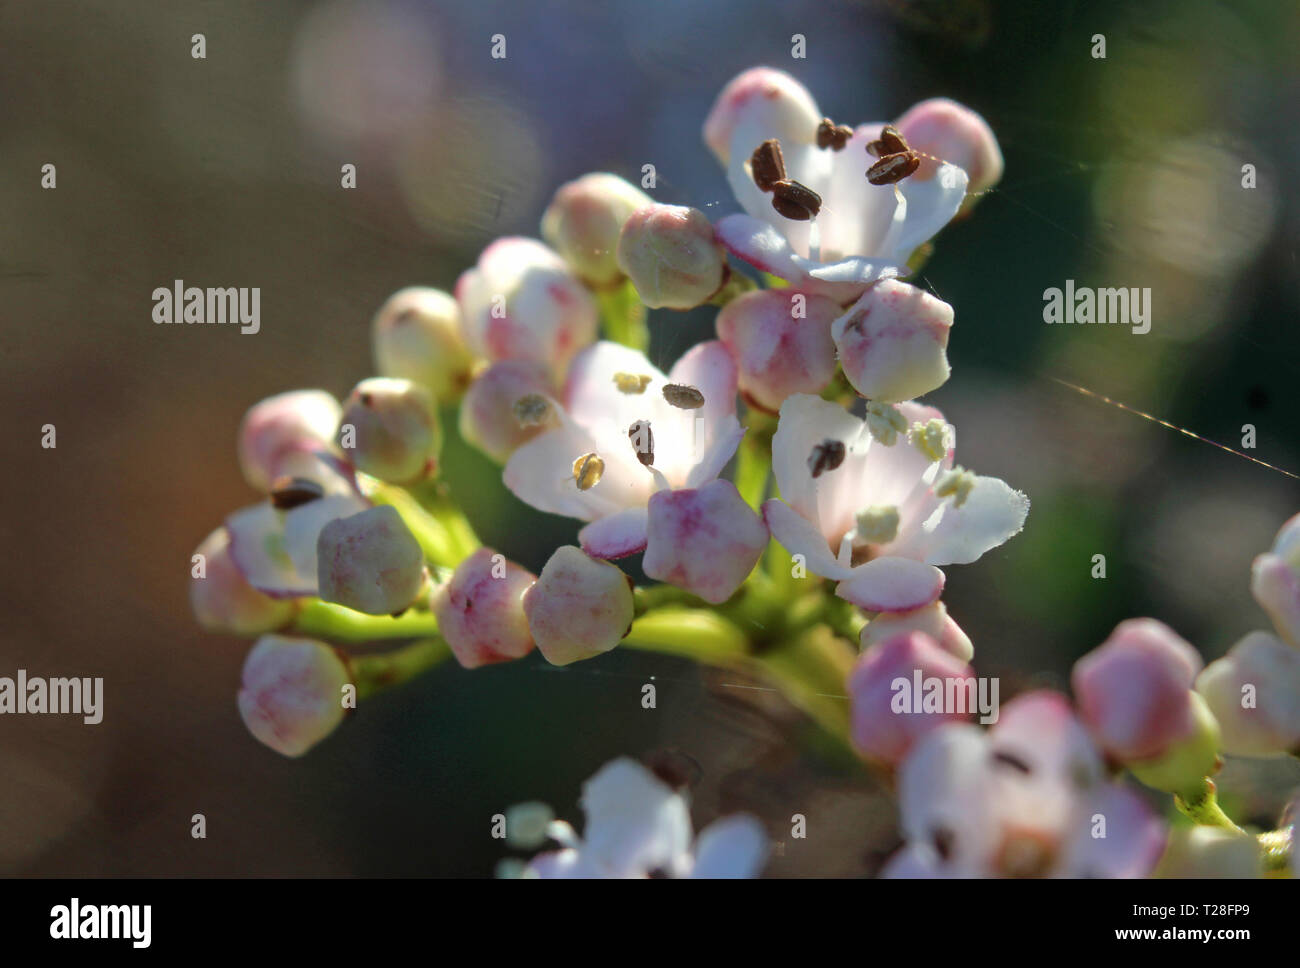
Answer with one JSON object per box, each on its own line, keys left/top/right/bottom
{"left": 2, "top": 0, "right": 1298, "bottom": 875}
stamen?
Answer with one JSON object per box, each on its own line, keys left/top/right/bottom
{"left": 572, "top": 452, "right": 605, "bottom": 490}
{"left": 512, "top": 393, "right": 553, "bottom": 427}
{"left": 613, "top": 372, "right": 653, "bottom": 394}
{"left": 269, "top": 476, "right": 325, "bottom": 510}
{"left": 662, "top": 383, "right": 705, "bottom": 409}
{"left": 807, "top": 439, "right": 846, "bottom": 478}
{"left": 908, "top": 418, "right": 951, "bottom": 462}
{"left": 935, "top": 465, "right": 976, "bottom": 507}
{"left": 865, "top": 402, "right": 908, "bottom": 446}
{"left": 854, "top": 505, "right": 900, "bottom": 545}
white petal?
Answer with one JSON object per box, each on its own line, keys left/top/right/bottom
{"left": 834, "top": 557, "right": 945, "bottom": 612}
{"left": 690, "top": 814, "right": 768, "bottom": 878}
{"left": 225, "top": 503, "right": 313, "bottom": 599}
{"left": 878, "top": 163, "right": 969, "bottom": 265}
{"left": 770, "top": 394, "right": 869, "bottom": 536}
{"left": 715, "top": 215, "right": 899, "bottom": 300}
{"left": 580, "top": 758, "right": 694, "bottom": 877}
{"left": 504, "top": 415, "right": 653, "bottom": 522}
{"left": 578, "top": 507, "right": 649, "bottom": 560}
{"left": 908, "top": 475, "right": 1030, "bottom": 566}
{"left": 762, "top": 498, "right": 851, "bottom": 580}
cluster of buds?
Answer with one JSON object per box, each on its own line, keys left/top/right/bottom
{"left": 187, "top": 63, "right": 1295, "bottom": 880}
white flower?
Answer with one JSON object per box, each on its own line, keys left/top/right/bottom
{"left": 762, "top": 394, "right": 1028, "bottom": 611}
{"left": 520, "top": 758, "right": 767, "bottom": 878}
{"left": 503, "top": 340, "right": 743, "bottom": 560}
{"left": 703, "top": 68, "right": 969, "bottom": 302}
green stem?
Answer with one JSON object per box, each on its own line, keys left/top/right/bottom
{"left": 1174, "top": 779, "right": 1246, "bottom": 835}
{"left": 350, "top": 637, "right": 451, "bottom": 699}
{"left": 632, "top": 584, "right": 703, "bottom": 616}
{"left": 291, "top": 599, "right": 441, "bottom": 643}
{"left": 734, "top": 419, "right": 773, "bottom": 510}
{"left": 622, "top": 608, "right": 750, "bottom": 665}
{"left": 596, "top": 280, "right": 649, "bottom": 353}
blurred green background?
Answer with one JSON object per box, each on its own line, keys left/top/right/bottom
{"left": 2, "top": 0, "right": 1298, "bottom": 875}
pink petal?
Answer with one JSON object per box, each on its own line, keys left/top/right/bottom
{"left": 579, "top": 507, "right": 649, "bottom": 560}
{"left": 644, "top": 481, "right": 768, "bottom": 604}
{"left": 835, "top": 557, "right": 945, "bottom": 612}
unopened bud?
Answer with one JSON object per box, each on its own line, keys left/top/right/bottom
{"left": 431, "top": 547, "right": 536, "bottom": 669}
{"left": 237, "top": 389, "right": 341, "bottom": 493}
{"left": 236, "top": 635, "right": 352, "bottom": 757}
{"left": 833, "top": 281, "right": 953, "bottom": 403}
{"left": 337, "top": 377, "right": 441, "bottom": 484}
{"left": 523, "top": 546, "right": 634, "bottom": 666}
{"left": 371, "top": 287, "right": 474, "bottom": 402}
{"left": 541, "top": 173, "right": 654, "bottom": 286}
{"left": 616, "top": 204, "right": 726, "bottom": 310}
{"left": 316, "top": 505, "right": 425, "bottom": 616}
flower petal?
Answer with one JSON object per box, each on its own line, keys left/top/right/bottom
{"left": 762, "top": 498, "right": 851, "bottom": 580}
{"left": 644, "top": 481, "right": 768, "bottom": 604}
{"left": 690, "top": 814, "right": 768, "bottom": 878}
{"left": 834, "top": 557, "right": 945, "bottom": 612}
{"left": 578, "top": 507, "right": 649, "bottom": 560}
{"left": 579, "top": 758, "right": 694, "bottom": 877}
{"left": 900, "top": 474, "right": 1030, "bottom": 566}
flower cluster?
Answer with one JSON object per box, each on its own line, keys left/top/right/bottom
{"left": 189, "top": 66, "right": 1295, "bottom": 878}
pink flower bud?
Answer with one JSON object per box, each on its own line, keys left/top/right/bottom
{"left": 236, "top": 635, "right": 352, "bottom": 757}
{"left": 455, "top": 237, "right": 598, "bottom": 377}
{"left": 190, "top": 527, "right": 295, "bottom": 635}
{"left": 896, "top": 97, "right": 1004, "bottom": 196}
{"left": 371, "top": 287, "right": 475, "bottom": 403}
{"left": 715, "top": 289, "right": 838, "bottom": 412}
{"left": 1196, "top": 631, "right": 1300, "bottom": 756}
{"left": 831, "top": 280, "right": 953, "bottom": 403}
{"left": 643, "top": 480, "right": 768, "bottom": 604}
{"left": 1250, "top": 512, "right": 1300, "bottom": 646}
{"left": 859, "top": 602, "right": 973, "bottom": 663}
{"left": 848, "top": 631, "right": 977, "bottom": 767}
{"left": 458, "top": 360, "right": 555, "bottom": 463}
{"left": 431, "top": 547, "right": 537, "bottom": 669}
{"left": 336, "top": 377, "right": 441, "bottom": 484}
{"left": 541, "top": 173, "right": 655, "bottom": 287}
{"left": 616, "top": 204, "right": 726, "bottom": 310}
{"left": 702, "top": 67, "right": 821, "bottom": 165}
{"left": 1071, "top": 618, "right": 1204, "bottom": 763}
{"left": 316, "top": 505, "right": 425, "bottom": 616}
{"left": 523, "top": 546, "right": 634, "bottom": 666}
{"left": 237, "top": 389, "right": 341, "bottom": 492}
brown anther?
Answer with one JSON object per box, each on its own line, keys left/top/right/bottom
{"left": 867, "top": 150, "right": 921, "bottom": 186}
{"left": 628, "top": 419, "right": 655, "bottom": 466}
{"left": 807, "top": 439, "right": 846, "bottom": 478}
{"left": 512, "top": 393, "right": 552, "bottom": 427}
{"left": 866, "top": 125, "right": 910, "bottom": 159}
{"left": 770, "top": 178, "right": 822, "bottom": 220}
{"left": 662, "top": 383, "right": 705, "bottom": 409}
{"left": 269, "top": 476, "right": 325, "bottom": 510}
{"left": 750, "top": 139, "right": 787, "bottom": 192}
{"left": 613, "top": 372, "right": 653, "bottom": 394}
{"left": 816, "top": 117, "right": 853, "bottom": 151}
{"left": 572, "top": 452, "right": 605, "bottom": 491}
